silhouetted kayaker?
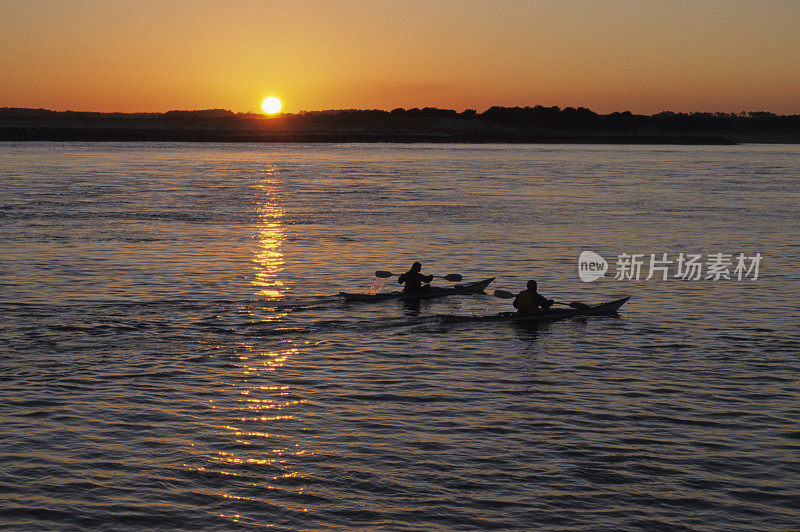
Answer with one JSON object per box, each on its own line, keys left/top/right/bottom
{"left": 513, "top": 280, "right": 554, "bottom": 316}
{"left": 398, "top": 262, "right": 433, "bottom": 293}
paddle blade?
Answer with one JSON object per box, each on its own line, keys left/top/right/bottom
{"left": 442, "top": 274, "right": 463, "bottom": 282}
{"left": 493, "top": 289, "right": 515, "bottom": 299}
{"left": 568, "top": 301, "right": 591, "bottom": 310}
{"left": 374, "top": 270, "right": 395, "bottom": 278}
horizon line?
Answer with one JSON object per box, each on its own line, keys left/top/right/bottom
{"left": 3, "top": 105, "right": 799, "bottom": 118}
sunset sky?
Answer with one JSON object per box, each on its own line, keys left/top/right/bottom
{"left": 2, "top": 0, "right": 799, "bottom": 114}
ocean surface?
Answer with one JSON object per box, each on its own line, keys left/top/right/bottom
{"left": 1, "top": 142, "right": 799, "bottom": 531}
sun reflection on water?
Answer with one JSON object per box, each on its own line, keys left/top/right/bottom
{"left": 198, "top": 341, "right": 311, "bottom": 526}
{"left": 252, "top": 165, "right": 286, "bottom": 299}
{"left": 192, "top": 166, "right": 314, "bottom": 527}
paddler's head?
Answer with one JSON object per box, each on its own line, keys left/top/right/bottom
{"left": 411, "top": 262, "right": 422, "bottom": 272}
{"left": 527, "top": 279, "right": 538, "bottom": 291}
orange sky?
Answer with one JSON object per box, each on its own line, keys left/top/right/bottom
{"left": 2, "top": 0, "right": 799, "bottom": 114}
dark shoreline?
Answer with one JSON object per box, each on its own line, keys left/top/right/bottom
{"left": 3, "top": 106, "right": 800, "bottom": 144}
{"left": 0, "top": 126, "right": 739, "bottom": 145}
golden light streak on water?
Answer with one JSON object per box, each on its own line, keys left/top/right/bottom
{"left": 252, "top": 165, "right": 286, "bottom": 299}
{"left": 208, "top": 337, "right": 309, "bottom": 518}
{"left": 200, "top": 163, "right": 299, "bottom": 515}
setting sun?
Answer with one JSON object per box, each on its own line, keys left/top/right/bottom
{"left": 261, "top": 97, "right": 282, "bottom": 114}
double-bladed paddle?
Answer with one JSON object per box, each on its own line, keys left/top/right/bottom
{"left": 492, "top": 289, "right": 590, "bottom": 310}
{"left": 375, "top": 270, "right": 463, "bottom": 282}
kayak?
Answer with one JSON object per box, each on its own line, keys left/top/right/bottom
{"left": 340, "top": 278, "right": 495, "bottom": 302}
{"left": 438, "top": 296, "right": 630, "bottom": 323}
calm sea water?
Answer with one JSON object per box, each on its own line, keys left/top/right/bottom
{"left": 1, "top": 142, "right": 799, "bottom": 530}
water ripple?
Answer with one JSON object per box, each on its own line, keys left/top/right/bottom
{"left": 2, "top": 143, "right": 799, "bottom": 530}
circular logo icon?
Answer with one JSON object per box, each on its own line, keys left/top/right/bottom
{"left": 578, "top": 251, "right": 608, "bottom": 282}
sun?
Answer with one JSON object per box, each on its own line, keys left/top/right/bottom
{"left": 261, "top": 96, "right": 282, "bottom": 114}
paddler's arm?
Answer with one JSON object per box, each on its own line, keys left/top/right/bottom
{"left": 536, "top": 293, "right": 554, "bottom": 308}
{"left": 422, "top": 274, "right": 434, "bottom": 283}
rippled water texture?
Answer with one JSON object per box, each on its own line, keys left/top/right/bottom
{"left": 1, "top": 142, "right": 799, "bottom": 530}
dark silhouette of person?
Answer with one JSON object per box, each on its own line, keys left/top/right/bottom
{"left": 398, "top": 262, "right": 433, "bottom": 293}
{"left": 513, "top": 280, "right": 554, "bottom": 316}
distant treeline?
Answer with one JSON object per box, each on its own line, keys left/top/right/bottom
{"left": 2, "top": 105, "right": 799, "bottom": 138}
{"left": 302, "top": 106, "right": 800, "bottom": 133}
{"left": 479, "top": 106, "right": 800, "bottom": 133}
{"left": 0, "top": 107, "right": 235, "bottom": 120}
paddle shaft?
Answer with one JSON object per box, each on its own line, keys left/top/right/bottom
{"left": 375, "top": 270, "right": 462, "bottom": 282}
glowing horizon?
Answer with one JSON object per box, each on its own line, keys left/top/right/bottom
{"left": 2, "top": 1, "right": 799, "bottom": 115}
